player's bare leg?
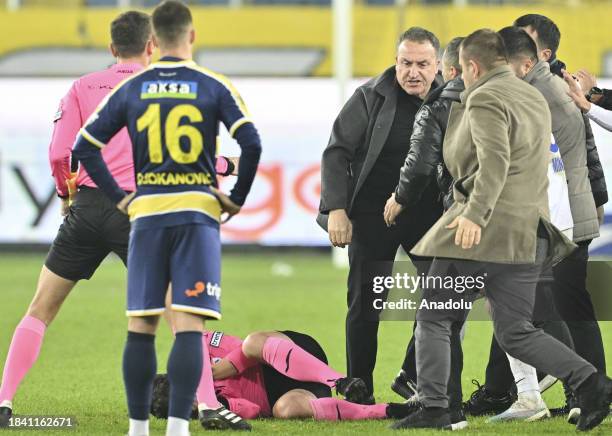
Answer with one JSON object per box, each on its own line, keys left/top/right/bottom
{"left": 272, "top": 389, "right": 317, "bottom": 419}
{"left": 27, "top": 266, "right": 76, "bottom": 325}
{"left": 162, "top": 287, "right": 174, "bottom": 333}
{"left": 273, "top": 389, "right": 397, "bottom": 421}
{"left": 241, "top": 331, "right": 369, "bottom": 404}
{"left": 0, "top": 266, "right": 75, "bottom": 427}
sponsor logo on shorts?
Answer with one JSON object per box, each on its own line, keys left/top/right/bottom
{"left": 210, "top": 331, "right": 224, "bottom": 348}
{"left": 185, "top": 281, "right": 222, "bottom": 300}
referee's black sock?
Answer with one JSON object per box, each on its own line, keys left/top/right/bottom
{"left": 167, "top": 331, "right": 203, "bottom": 420}
{"left": 123, "top": 331, "right": 157, "bottom": 420}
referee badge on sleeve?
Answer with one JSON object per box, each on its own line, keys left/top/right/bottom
{"left": 210, "top": 331, "right": 224, "bottom": 348}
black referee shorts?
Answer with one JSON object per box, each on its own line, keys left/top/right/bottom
{"left": 262, "top": 331, "right": 332, "bottom": 409}
{"left": 45, "top": 187, "right": 130, "bottom": 282}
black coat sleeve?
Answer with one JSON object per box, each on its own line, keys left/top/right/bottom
{"left": 597, "top": 89, "right": 612, "bottom": 110}
{"left": 394, "top": 103, "right": 442, "bottom": 207}
{"left": 319, "top": 89, "right": 369, "bottom": 214}
{"left": 584, "top": 114, "right": 608, "bottom": 207}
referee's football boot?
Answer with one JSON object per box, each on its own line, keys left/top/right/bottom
{"left": 389, "top": 406, "right": 453, "bottom": 431}
{"left": 335, "top": 377, "right": 369, "bottom": 404}
{"left": 575, "top": 372, "right": 612, "bottom": 432}
{"left": 462, "top": 379, "right": 516, "bottom": 416}
{"left": 391, "top": 370, "right": 418, "bottom": 401}
{"left": 199, "top": 406, "right": 251, "bottom": 431}
{"left": 0, "top": 401, "right": 11, "bottom": 428}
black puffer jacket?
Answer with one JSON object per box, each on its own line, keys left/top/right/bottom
{"left": 550, "top": 58, "right": 608, "bottom": 207}
{"left": 394, "top": 76, "right": 464, "bottom": 210}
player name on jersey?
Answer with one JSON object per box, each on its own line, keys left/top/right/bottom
{"left": 136, "top": 171, "right": 213, "bottom": 186}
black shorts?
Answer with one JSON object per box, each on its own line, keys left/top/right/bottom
{"left": 262, "top": 330, "right": 332, "bottom": 409}
{"left": 45, "top": 187, "right": 130, "bottom": 281}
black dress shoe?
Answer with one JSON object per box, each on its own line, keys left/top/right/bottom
{"left": 389, "top": 407, "right": 452, "bottom": 430}
{"left": 575, "top": 372, "right": 612, "bottom": 432}
{"left": 386, "top": 401, "right": 421, "bottom": 419}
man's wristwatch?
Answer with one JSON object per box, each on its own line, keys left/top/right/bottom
{"left": 586, "top": 86, "right": 604, "bottom": 102}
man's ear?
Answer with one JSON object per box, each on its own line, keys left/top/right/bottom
{"left": 146, "top": 39, "right": 155, "bottom": 56}
{"left": 189, "top": 29, "right": 195, "bottom": 45}
{"left": 541, "top": 48, "right": 552, "bottom": 62}
{"left": 469, "top": 59, "right": 479, "bottom": 78}
{"left": 109, "top": 43, "right": 118, "bottom": 58}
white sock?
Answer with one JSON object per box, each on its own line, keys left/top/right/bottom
{"left": 166, "top": 416, "right": 190, "bottom": 436}
{"left": 0, "top": 400, "right": 12, "bottom": 409}
{"left": 128, "top": 418, "right": 149, "bottom": 436}
{"left": 506, "top": 353, "right": 542, "bottom": 401}
{"left": 198, "top": 403, "right": 219, "bottom": 412}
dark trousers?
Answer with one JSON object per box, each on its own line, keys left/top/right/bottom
{"left": 346, "top": 209, "right": 438, "bottom": 395}
{"left": 401, "top": 320, "right": 464, "bottom": 409}
{"left": 486, "top": 241, "right": 607, "bottom": 395}
{"left": 551, "top": 241, "right": 607, "bottom": 375}
{"left": 484, "top": 276, "right": 575, "bottom": 395}
{"left": 415, "top": 240, "right": 595, "bottom": 408}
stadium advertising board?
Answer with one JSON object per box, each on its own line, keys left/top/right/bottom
{"left": 1, "top": 78, "right": 612, "bottom": 249}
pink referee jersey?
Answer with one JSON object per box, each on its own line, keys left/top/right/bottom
{"left": 49, "top": 63, "right": 142, "bottom": 197}
{"left": 204, "top": 331, "right": 271, "bottom": 418}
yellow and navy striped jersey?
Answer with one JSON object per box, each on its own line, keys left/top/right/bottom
{"left": 73, "top": 57, "right": 262, "bottom": 230}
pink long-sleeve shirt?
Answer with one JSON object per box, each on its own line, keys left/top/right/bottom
{"left": 48, "top": 63, "right": 142, "bottom": 197}
{"left": 203, "top": 331, "right": 271, "bottom": 418}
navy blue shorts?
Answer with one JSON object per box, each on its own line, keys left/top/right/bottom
{"left": 126, "top": 223, "right": 221, "bottom": 319}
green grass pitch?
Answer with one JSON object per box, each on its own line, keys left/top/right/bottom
{"left": 0, "top": 253, "right": 610, "bottom": 435}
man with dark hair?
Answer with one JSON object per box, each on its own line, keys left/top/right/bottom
{"left": 383, "top": 36, "right": 467, "bottom": 430}
{"left": 72, "top": 1, "right": 262, "bottom": 435}
{"left": 319, "top": 26, "right": 442, "bottom": 401}
{"left": 514, "top": 13, "right": 607, "bottom": 209}
{"left": 111, "top": 10, "right": 152, "bottom": 58}
{"left": 0, "top": 10, "right": 155, "bottom": 428}
{"left": 391, "top": 29, "right": 612, "bottom": 431}
{"left": 514, "top": 14, "right": 562, "bottom": 74}
{"left": 151, "top": 0, "right": 193, "bottom": 47}
{"left": 512, "top": 15, "right": 609, "bottom": 423}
